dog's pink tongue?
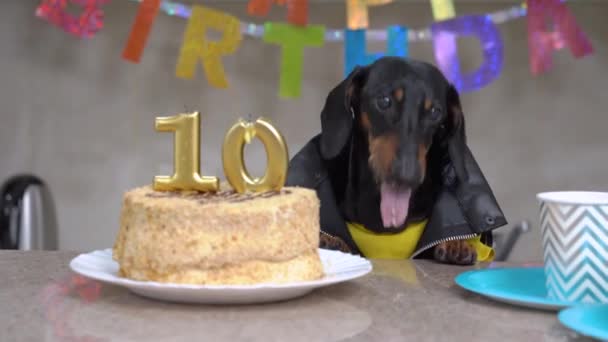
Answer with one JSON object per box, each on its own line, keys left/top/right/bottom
{"left": 380, "top": 183, "right": 412, "bottom": 228}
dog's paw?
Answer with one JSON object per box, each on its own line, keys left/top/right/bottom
{"left": 319, "top": 232, "right": 352, "bottom": 254}
{"left": 433, "top": 240, "right": 476, "bottom": 265}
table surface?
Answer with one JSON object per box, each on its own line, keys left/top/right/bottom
{"left": 0, "top": 250, "right": 595, "bottom": 342}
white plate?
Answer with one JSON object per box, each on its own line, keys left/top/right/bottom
{"left": 69, "top": 248, "right": 372, "bottom": 304}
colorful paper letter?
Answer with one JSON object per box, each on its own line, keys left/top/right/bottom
{"left": 526, "top": 0, "right": 593, "bottom": 75}
{"left": 175, "top": 6, "right": 242, "bottom": 88}
{"left": 431, "top": 15, "right": 504, "bottom": 92}
{"left": 347, "top": 0, "right": 393, "bottom": 30}
{"left": 344, "top": 26, "right": 408, "bottom": 76}
{"left": 35, "top": 0, "right": 109, "bottom": 38}
{"left": 122, "top": 0, "right": 161, "bottom": 63}
{"left": 263, "top": 23, "right": 325, "bottom": 98}
{"left": 248, "top": 0, "right": 309, "bottom": 26}
{"left": 430, "top": 0, "right": 455, "bottom": 21}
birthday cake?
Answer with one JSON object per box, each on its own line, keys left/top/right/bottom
{"left": 112, "top": 184, "right": 324, "bottom": 285}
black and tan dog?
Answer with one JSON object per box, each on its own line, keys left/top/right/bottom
{"left": 286, "top": 57, "right": 507, "bottom": 265}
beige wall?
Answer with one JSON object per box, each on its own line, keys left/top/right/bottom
{"left": 1, "top": 0, "right": 607, "bottom": 261}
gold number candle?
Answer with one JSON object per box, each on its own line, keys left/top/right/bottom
{"left": 153, "top": 112, "right": 219, "bottom": 192}
{"left": 222, "top": 117, "right": 288, "bottom": 193}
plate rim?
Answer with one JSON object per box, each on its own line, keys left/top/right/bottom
{"left": 454, "top": 267, "right": 575, "bottom": 310}
{"left": 558, "top": 305, "right": 608, "bottom": 340}
{"left": 69, "top": 248, "right": 373, "bottom": 291}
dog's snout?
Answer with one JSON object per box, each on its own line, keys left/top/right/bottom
{"left": 393, "top": 158, "right": 420, "bottom": 186}
{"left": 391, "top": 144, "right": 422, "bottom": 186}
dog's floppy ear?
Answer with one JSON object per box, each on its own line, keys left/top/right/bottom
{"left": 445, "top": 84, "right": 469, "bottom": 183}
{"left": 320, "top": 66, "right": 367, "bottom": 160}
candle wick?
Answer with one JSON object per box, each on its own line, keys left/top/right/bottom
{"left": 247, "top": 113, "right": 253, "bottom": 123}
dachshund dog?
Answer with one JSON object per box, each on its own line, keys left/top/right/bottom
{"left": 287, "top": 56, "right": 506, "bottom": 265}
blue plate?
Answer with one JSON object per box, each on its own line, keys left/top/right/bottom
{"left": 559, "top": 305, "right": 608, "bottom": 341}
{"left": 455, "top": 267, "right": 576, "bottom": 311}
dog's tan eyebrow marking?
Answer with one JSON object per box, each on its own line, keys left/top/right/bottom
{"left": 360, "top": 112, "right": 371, "bottom": 131}
{"left": 424, "top": 98, "right": 433, "bottom": 110}
{"left": 418, "top": 144, "right": 428, "bottom": 181}
{"left": 347, "top": 85, "right": 354, "bottom": 99}
{"left": 393, "top": 87, "right": 404, "bottom": 102}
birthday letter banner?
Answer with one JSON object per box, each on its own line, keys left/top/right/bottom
{"left": 35, "top": 0, "right": 593, "bottom": 99}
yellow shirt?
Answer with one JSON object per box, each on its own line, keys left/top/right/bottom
{"left": 346, "top": 220, "right": 494, "bottom": 262}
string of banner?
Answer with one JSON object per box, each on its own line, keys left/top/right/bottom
{"left": 35, "top": 0, "right": 594, "bottom": 99}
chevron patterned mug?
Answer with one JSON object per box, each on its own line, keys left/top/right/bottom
{"left": 537, "top": 191, "right": 608, "bottom": 304}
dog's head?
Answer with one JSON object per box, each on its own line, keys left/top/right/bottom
{"left": 320, "top": 57, "right": 467, "bottom": 229}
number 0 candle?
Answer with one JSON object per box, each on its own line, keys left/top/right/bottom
{"left": 222, "top": 117, "right": 289, "bottom": 193}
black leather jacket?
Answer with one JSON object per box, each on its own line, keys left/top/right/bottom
{"left": 286, "top": 134, "right": 507, "bottom": 258}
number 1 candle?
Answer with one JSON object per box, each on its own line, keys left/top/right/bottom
{"left": 153, "top": 112, "right": 219, "bottom": 192}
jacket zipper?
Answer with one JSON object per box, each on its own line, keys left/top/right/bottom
{"left": 410, "top": 233, "right": 478, "bottom": 259}
{"left": 322, "top": 229, "right": 482, "bottom": 260}
{"left": 320, "top": 230, "right": 335, "bottom": 238}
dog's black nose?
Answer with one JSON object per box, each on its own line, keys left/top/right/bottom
{"left": 391, "top": 157, "right": 421, "bottom": 187}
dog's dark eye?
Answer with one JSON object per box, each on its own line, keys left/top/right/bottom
{"left": 429, "top": 106, "right": 442, "bottom": 120}
{"left": 376, "top": 96, "right": 392, "bottom": 110}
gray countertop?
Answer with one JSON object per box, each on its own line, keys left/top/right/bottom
{"left": 0, "top": 251, "right": 594, "bottom": 342}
